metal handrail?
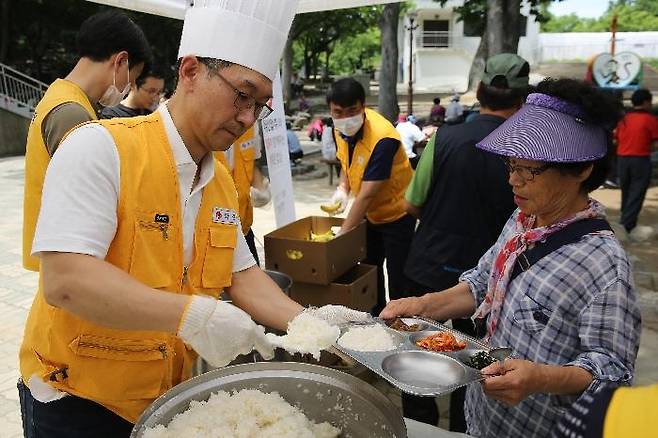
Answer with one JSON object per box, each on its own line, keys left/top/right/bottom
{"left": 0, "top": 62, "right": 48, "bottom": 118}
{"left": 417, "top": 30, "right": 462, "bottom": 49}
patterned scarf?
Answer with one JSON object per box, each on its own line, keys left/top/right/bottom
{"left": 473, "top": 199, "right": 609, "bottom": 339}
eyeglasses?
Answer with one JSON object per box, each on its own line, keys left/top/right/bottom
{"left": 502, "top": 158, "right": 551, "bottom": 181}
{"left": 214, "top": 72, "right": 274, "bottom": 120}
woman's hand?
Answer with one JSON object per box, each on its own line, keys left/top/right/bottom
{"left": 481, "top": 359, "right": 547, "bottom": 406}
{"left": 380, "top": 296, "right": 426, "bottom": 320}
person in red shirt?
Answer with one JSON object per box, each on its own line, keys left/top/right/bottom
{"left": 616, "top": 88, "right": 658, "bottom": 240}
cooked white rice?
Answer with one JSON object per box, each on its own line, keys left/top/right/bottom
{"left": 267, "top": 312, "right": 340, "bottom": 359}
{"left": 338, "top": 325, "right": 396, "bottom": 351}
{"left": 142, "top": 389, "right": 340, "bottom": 438}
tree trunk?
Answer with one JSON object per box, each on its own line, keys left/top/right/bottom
{"left": 468, "top": 23, "right": 488, "bottom": 91}
{"left": 378, "top": 3, "right": 400, "bottom": 123}
{"left": 282, "top": 35, "right": 294, "bottom": 102}
{"left": 502, "top": 0, "right": 521, "bottom": 53}
{"left": 486, "top": 0, "right": 505, "bottom": 57}
{"left": 487, "top": 0, "right": 521, "bottom": 57}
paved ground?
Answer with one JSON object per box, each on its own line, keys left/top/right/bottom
{"left": 3, "top": 149, "right": 658, "bottom": 435}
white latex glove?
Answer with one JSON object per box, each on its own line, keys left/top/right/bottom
{"left": 305, "top": 305, "right": 372, "bottom": 326}
{"left": 178, "top": 296, "right": 274, "bottom": 368}
{"left": 251, "top": 177, "right": 271, "bottom": 208}
{"left": 329, "top": 187, "right": 349, "bottom": 214}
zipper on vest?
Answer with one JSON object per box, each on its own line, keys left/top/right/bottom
{"left": 138, "top": 220, "right": 169, "bottom": 240}
{"left": 181, "top": 265, "right": 189, "bottom": 288}
{"left": 77, "top": 341, "right": 168, "bottom": 359}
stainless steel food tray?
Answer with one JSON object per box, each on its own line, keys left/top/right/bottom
{"left": 334, "top": 317, "right": 490, "bottom": 397}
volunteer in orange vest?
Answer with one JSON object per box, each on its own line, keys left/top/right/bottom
{"left": 326, "top": 78, "right": 415, "bottom": 315}
{"left": 216, "top": 125, "right": 270, "bottom": 264}
{"left": 22, "top": 11, "right": 151, "bottom": 272}
{"left": 19, "top": 2, "right": 367, "bottom": 436}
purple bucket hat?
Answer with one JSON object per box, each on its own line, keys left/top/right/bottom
{"left": 476, "top": 93, "right": 608, "bottom": 162}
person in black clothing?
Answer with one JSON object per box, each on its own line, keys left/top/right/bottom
{"left": 100, "top": 66, "right": 165, "bottom": 118}
{"left": 400, "top": 53, "right": 531, "bottom": 431}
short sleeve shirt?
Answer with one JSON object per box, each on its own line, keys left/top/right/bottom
{"left": 616, "top": 110, "right": 658, "bottom": 156}
{"left": 33, "top": 104, "right": 255, "bottom": 272}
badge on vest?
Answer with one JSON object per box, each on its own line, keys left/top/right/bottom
{"left": 154, "top": 214, "right": 169, "bottom": 223}
{"left": 213, "top": 207, "right": 238, "bottom": 225}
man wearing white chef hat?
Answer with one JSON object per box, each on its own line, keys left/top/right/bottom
{"left": 19, "top": 1, "right": 368, "bottom": 435}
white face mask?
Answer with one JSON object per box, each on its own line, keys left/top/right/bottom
{"left": 99, "top": 60, "right": 131, "bottom": 107}
{"left": 333, "top": 113, "right": 364, "bottom": 137}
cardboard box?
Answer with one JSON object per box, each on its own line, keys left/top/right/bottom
{"left": 264, "top": 216, "right": 366, "bottom": 285}
{"left": 289, "top": 264, "right": 377, "bottom": 312}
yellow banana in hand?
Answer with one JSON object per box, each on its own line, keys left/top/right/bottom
{"left": 320, "top": 202, "right": 341, "bottom": 214}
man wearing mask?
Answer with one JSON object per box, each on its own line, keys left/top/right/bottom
{"left": 402, "top": 53, "right": 530, "bottom": 430}
{"left": 19, "top": 2, "right": 366, "bottom": 435}
{"left": 23, "top": 11, "right": 151, "bottom": 272}
{"left": 101, "top": 67, "right": 165, "bottom": 118}
{"left": 326, "top": 77, "right": 415, "bottom": 315}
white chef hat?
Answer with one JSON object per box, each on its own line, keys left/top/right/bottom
{"left": 178, "top": 0, "right": 298, "bottom": 81}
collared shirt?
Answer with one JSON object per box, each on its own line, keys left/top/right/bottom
{"left": 459, "top": 209, "right": 641, "bottom": 438}
{"left": 33, "top": 104, "right": 255, "bottom": 270}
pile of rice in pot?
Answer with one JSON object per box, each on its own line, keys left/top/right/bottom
{"left": 142, "top": 389, "right": 340, "bottom": 438}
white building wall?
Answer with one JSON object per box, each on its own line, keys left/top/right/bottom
{"left": 538, "top": 32, "right": 658, "bottom": 62}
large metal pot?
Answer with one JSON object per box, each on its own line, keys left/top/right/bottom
{"left": 263, "top": 269, "right": 292, "bottom": 294}
{"left": 131, "top": 362, "right": 407, "bottom": 437}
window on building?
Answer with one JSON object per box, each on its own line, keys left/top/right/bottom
{"left": 422, "top": 20, "right": 450, "bottom": 47}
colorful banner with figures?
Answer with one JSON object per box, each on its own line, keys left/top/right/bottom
{"left": 262, "top": 71, "right": 296, "bottom": 228}
{"left": 592, "top": 52, "right": 642, "bottom": 88}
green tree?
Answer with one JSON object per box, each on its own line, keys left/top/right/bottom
{"left": 435, "top": 0, "right": 555, "bottom": 89}
{"left": 542, "top": 0, "right": 658, "bottom": 32}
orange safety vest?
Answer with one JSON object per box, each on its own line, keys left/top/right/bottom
{"left": 23, "top": 79, "right": 98, "bottom": 271}
{"left": 215, "top": 127, "right": 258, "bottom": 234}
{"left": 335, "top": 108, "right": 412, "bottom": 224}
{"left": 19, "top": 112, "right": 239, "bottom": 423}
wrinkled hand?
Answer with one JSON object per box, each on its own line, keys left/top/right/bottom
{"left": 305, "top": 305, "right": 371, "bottom": 325}
{"left": 178, "top": 296, "right": 274, "bottom": 368}
{"left": 251, "top": 177, "right": 271, "bottom": 208}
{"left": 481, "top": 359, "right": 545, "bottom": 406}
{"left": 379, "top": 296, "right": 426, "bottom": 320}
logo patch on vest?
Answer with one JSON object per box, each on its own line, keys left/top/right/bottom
{"left": 154, "top": 214, "right": 169, "bottom": 223}
{"left": 213, "top": 207, "right": 238, "bottom": 225}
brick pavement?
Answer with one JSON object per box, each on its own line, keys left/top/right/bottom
{"left": 2, "top": 152, "right": 658, "bottom": 437}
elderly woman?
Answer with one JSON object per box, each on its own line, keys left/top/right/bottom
{"left": 381, "top": 79, "right": 641, "bottom": 437}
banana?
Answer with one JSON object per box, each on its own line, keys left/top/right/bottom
{"left": 286, "top": 249, "right": 304, "bottom": 260}
{"left": 320, "top": 202, "right": 341, "bottom": 214}
{"left": 309, "top": 230, "right": 335, "bottom": 243}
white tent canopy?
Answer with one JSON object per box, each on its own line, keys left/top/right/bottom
{"left": 85, "top": 0, "right": 403, "bottom": 19}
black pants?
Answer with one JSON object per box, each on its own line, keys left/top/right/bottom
{"left": 618, "top": 156, "right": 652, "bottom": 232}
{"left": 244, "top": 228, "right": 260, "bottom": 266}
{"left": 18, "top": 380, "right": 133, "bottom": 438}
{"left": 401, "top": 277, "right": 474, "bottom": 432}
{"left": 365, "top": 214, "right": 415, "bottom": 315}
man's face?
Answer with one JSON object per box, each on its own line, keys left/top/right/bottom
{"left": 183, "top": 60, "right": 272, "bottom": 152}
{"left": 132, "top": 76, "right": 164, "bottom": 110}
{"left": 329, "top": 101, "right": 364, "bottom": 120}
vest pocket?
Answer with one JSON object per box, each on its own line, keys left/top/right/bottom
{"left": 67, "top": 334, "right": 169, "bottom": 401}
{"left": 202, "top": 225, "right": 237, "bottom": 288}
{"left": 130, "top": 211, "right": 176, "bottom": 288}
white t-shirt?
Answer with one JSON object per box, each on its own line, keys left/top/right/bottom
{"left": 321, "top": 125, "right": 337, "bottom": 161}
{"left": 395, "top": 121, "right": 426, "bottom": 158}
{"left": 33, "top": 104, "right": 256, "bottom": 272}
